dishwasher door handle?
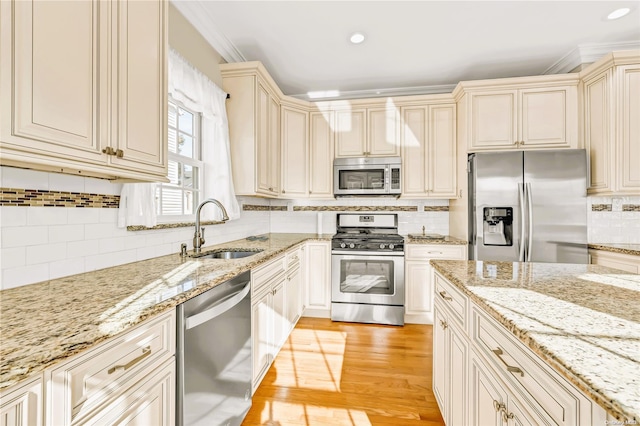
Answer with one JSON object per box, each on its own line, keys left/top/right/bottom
{"left": 185, "top": 281, "right": 251, "bottom": 330}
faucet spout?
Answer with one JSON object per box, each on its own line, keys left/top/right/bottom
{"left": 193, "top": 199, "right": 229, "bottom": 253}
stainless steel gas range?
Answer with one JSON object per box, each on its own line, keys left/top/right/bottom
{"left": 331, "top": 213, "right": 405, "bottom": 326}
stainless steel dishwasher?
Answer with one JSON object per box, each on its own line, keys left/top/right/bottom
{"left": 177, "top": 270, "right": 252, "bottom": 426}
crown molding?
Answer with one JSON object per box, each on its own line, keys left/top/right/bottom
{"left": 171, "top": 0, "right": 245, "bottom": 63}
{"left": 289, "top": 83, "right": 457, "bottom": 101}
{"left": 544, "top": 40, "right": 640, "bottom": 75}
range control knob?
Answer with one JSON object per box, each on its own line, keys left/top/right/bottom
{"left": 349, "top": 243, "right": 356, "bottom": 249}
{"left": 379, "top": 244, "right": 386, "bottom": 249}
{"left": 340, "top": 243, "right": 346, "bottom": 249}
{"left": 389, "top": 244, "right": 395, "bottom": 250}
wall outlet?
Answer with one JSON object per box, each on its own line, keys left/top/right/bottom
{"left": 612, "top": 197, "right": 623, "bottom": 212}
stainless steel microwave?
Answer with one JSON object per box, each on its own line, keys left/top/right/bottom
{"left": 333, "top": 157, "right": 401, "bottom": 196}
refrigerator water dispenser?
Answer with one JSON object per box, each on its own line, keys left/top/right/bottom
{"left": 483, "top": 207, "right": 513, "bottom": 246}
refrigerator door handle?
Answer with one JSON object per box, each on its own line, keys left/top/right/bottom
{"left": 518, "top": 183, "right": 526, "bottom": 262}
{"left": 526, "top": 183, "right": 534, "bottom": 261}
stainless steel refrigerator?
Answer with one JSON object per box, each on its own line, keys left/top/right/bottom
{"left": 468, "top": 149, "right": 588, "bottom": 263}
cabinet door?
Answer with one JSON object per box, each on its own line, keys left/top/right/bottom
{"left": 519, "top": 87, "right": 575, "bottom": 148}
{"left": 0, "top": 377, "right": 42, "bottom": 426}
{"left": 405, "top": 261, "right": 431, "bottom": 316}
{"left": 285, "top": 265, "right": 302, "bottom": 329}
{"left": 256, "top": 84, "right": 272, "bottom": 194}
{"left": 584, "top": 70, "right": 613, "bottom": 193}
{"left": 1, "top": 0, "right": 105, "bottom": 164}
{"left": 335, "top": 109, "right": 366, "bottom": 157}
{"left": 251, "top": 289, "right": 272, "bottom": 389}
{"left": 111, "top": 0, "right": 167, "bottom": 176}
{"left": 619, "top": 65, "right": 640, "bottom": 192}
{"left": 269, "top": 96, "right": 281, "bottom": 194}
{"left": 449, "top": 324, "right": 469, "bottom": 426}
{"left": 309, "top": 111, "right": 335, "bottom": 198}
{"left": 432, "top": 306, "right": 448, "bottom": 421}
{"left": 271, "top": 279, "right": 286, "bottom": 356}
{"left": 368, "top": 108, "right": 400, "bottom": 156}
{"left": 428, "top": 104, "right": 457, "bottom": 197}
{"left": 401, "top": 107, "right": 428, "bottom": 196}
{"left": 304, "top": 242, "right": 331, "bottom": 315}
{"left": 470, "top": 91, "right": 517, "bottom": 150}
{"left": 470, "top": 352, "right": 505, "bottom": 426}
{"left": 281, "top": 107, "right": 308, "bottom": 197}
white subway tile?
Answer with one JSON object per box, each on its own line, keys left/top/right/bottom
{"left": 48, "top": 224, "right": 85, "bottom": 243}
{"left": 99, "top": 208, "right": 118, "bottom": 224}
{"left": 85, "top": 249, "right": 137, "bottom": 272}
{"left": 67, "top": 240, "right": 100, "bottom": 258}
{"left": 1, "top": 226, "right": 48, "bottom": 248}
{"left": 0, "top": 166, "right": 50, "bottom": 190}
{"left": 85, "top": 177, "right": 122, "bottom": 196}
{"left": 0, "top": 247, "right": 26, "bottom": 269}
{"left": 27, "top": 207, "right": 68, "bottom": 226}
{"left": 26, "top": 243, "right": 67, "bottom": 265}
{"left": 136, "top": 245, "right": 158, "bottom": 261}
{"left": 48, "top": 173, "right": 85, "bottom": 193}
{"left": 67, "top": 208, "right": 100, "bottom": 224}
{"left": 124, "top": 235, "right": 150, "bottom": 250}
{"left": 1, "top": 264, "right": 49, "bottom": 289}
{"left": 0, "top": 207, "right": 28, "bottom": 226}
{"left": 49, "top": 259, "right": 85, "bottom": 280}
{"left": 98, "top": 237, "right": 127, "bottom": 254}
{"left": 84, "top": 223, "right": 126, "bottom": 240}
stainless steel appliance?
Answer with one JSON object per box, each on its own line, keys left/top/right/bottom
{"left": 468, "top": 149, "right": 588, "bottom": 263}
{"left": 177, "top": 271, "right": 252, "bottom": 426}
{"left": 333, "top": 157, "right": 401, "bottom": 196}
{"left": 331, "top": 213, "right": 405, "bottom": 326}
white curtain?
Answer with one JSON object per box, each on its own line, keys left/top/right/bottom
{"left": 168, "top": 49, "right": 240, "bottom": 221}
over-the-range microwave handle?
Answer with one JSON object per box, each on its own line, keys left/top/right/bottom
{"left": 184, "top": 281, "right": 250, "bottom": 330}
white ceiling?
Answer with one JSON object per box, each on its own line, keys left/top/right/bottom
{"left": 172, "top": 1, "right": 640, "bottom": 100}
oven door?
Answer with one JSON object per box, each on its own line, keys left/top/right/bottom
{"left": 331, "top": 251, "right": 405, "bottom": 306}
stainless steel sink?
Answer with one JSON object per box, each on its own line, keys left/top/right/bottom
{"left": 193, "top": 249, "right": 263, "bottom": 260}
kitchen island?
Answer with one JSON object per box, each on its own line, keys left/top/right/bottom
{"left": 0, "top": 233, "right": 331, "bottom": 391}
{"left": 431, "top": 259, "right": 639, "bottom": 422}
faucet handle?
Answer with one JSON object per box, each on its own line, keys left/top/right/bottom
{"left": 200, "top": 227, "right": 206, "bottom": 245}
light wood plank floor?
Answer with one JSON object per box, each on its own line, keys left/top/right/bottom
{"left": 242, "top": 317, "right": 445, "bottom": 426}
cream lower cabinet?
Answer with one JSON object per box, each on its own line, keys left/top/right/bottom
{"left": 303, "top": 241, "right": 332, "bottom": 318}
{"left": 44, "top": 311, "right": 175, "bottom": 426}
{"left": 284, "top": 246, "right": 304, "bottom": 330}
{"left": 401, "top": 103, "right": 457, "bottom": 199}
{"left": 0, "top": 0, "right": 167, "bottom": 182}
{"left": 582, "top": 52, "right": 640, "bottom": 195}
{"left": 433, "top": 271, "right": 607, "bottom": 426}
{"left": 0, "top": 377, "right": 43, "bottom": 426}
{"left": 308, "top": 111, "right": 335, "bottom": 198}
{"left": 404, "top": 244, "right": 467, "bottom": 324}
{"left": 589, "top": 249, "right": 640, "bottom": 273}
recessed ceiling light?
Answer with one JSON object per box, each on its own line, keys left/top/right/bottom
{"left": 607, "top": 7, "right": 630, "bottom": 20}
{"left": 350, "top": 32, "right": 365, "bottom": 44}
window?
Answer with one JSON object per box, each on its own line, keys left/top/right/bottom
{"left": 157, "top": 98, "right": 203, "bottom": 221}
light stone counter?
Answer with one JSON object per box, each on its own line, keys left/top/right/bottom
{"left": 0, "top": 233, "right": 331, "bottom": 390}
{"left": 431, "top": 259, "right": 640, "bottom": 422}
{"left": 588, "top": 243, "right": 640, "bottom": 257}
{"left": 405, "top": 235, "right": 467, "bottom": 245}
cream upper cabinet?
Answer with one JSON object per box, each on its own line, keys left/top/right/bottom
{"left": 582, "top": 52, "right": 640, "bottom": 196}
{"left": 309, "top": 111, "right": 335, "bottom": 198}
{"left": 455, "top": 75, "right": 580, "bottom": 152}
{"left": 221, "top": 64, "right": 282, "bottom": 198}
{"left": 334, "top": 107, "right": 400, "bottom": 157}
{"left": 281, "top": 104, "right": 309, "bottom": 198}
{"left": 0, "top": 0, "right": 168, "bottom": 182}
{"left": 401, "top": 103, "right": 457, "bottom": 199}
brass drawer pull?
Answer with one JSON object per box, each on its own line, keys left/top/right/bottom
{"left": 439, "top": 319, "right": 448, "bottom": 330}
{"left": 115, "top": 149, "right": 124, "bottom": 158}
{"left": 491, "top": 347, "right": 524, "bottom": 377}
{"left": 438, "top": 291, "right": 453, "bottom": 301}
{"left": 108, "top": 346, "right": 151, "bottom": 374}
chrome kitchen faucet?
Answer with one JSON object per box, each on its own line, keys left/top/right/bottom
{"left": 193, "top": 199, "right": 229, "bottom": 253}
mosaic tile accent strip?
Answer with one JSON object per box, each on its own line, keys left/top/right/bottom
{"left": 423, "top": 206, "right": 449, "bottom": 212}
{"left": 592, "top": 204, "right": 612, "bottom": 211}
{"left": 623, "top": 204, "right": 640, "bottom": 212}
{"left": 242, "top": 205, "right": 287, "bottom": 211}
{"left": 127, "top": 220, "right": 224, "bottom": 232}
{"left": 0, "top": 188, "right": 120, "bottom": 208}
{"left": 292, "top": 206, "right": 419, "bottom": 212}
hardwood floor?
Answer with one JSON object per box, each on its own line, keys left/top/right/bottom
{"left": 242, "top": 317, "right": 445, "bottom": 426}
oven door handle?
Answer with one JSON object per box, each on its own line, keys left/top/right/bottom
{"left": 331, "top": 250, "right": 405, "bottom": 257}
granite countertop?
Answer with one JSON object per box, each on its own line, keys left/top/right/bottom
{"left": 588, "top": 243, "right": 640, "bottom": 257}
{"left": 405, "top": 234, "right": 467, "bottom": 245}
{"left": 0, "top": 233, "right": 332, "bottom": 390}
{"left": 430, "top": 259, "right": 640, "bottom": 421}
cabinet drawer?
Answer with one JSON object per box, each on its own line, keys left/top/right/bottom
{"left": 433, "top": 273, "right": 468, "bottom": 330}
{"left": 406, "top": 244, "right": 466, "bottom": 261}
{"left": 252, "top": 255, "right": 286, "bottom": 296}
{"left": 472, "top": 307, "right": 581, "bottom": 425}
{"left": 47, "top": 311, "right": 175, "bottom": 425}
{"left": 286, "top": 246, "right": 302, "bottom": 269}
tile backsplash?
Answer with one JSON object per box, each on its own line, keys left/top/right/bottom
{"left": 587, "top": 196, "right": 640, "bottom": 244}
